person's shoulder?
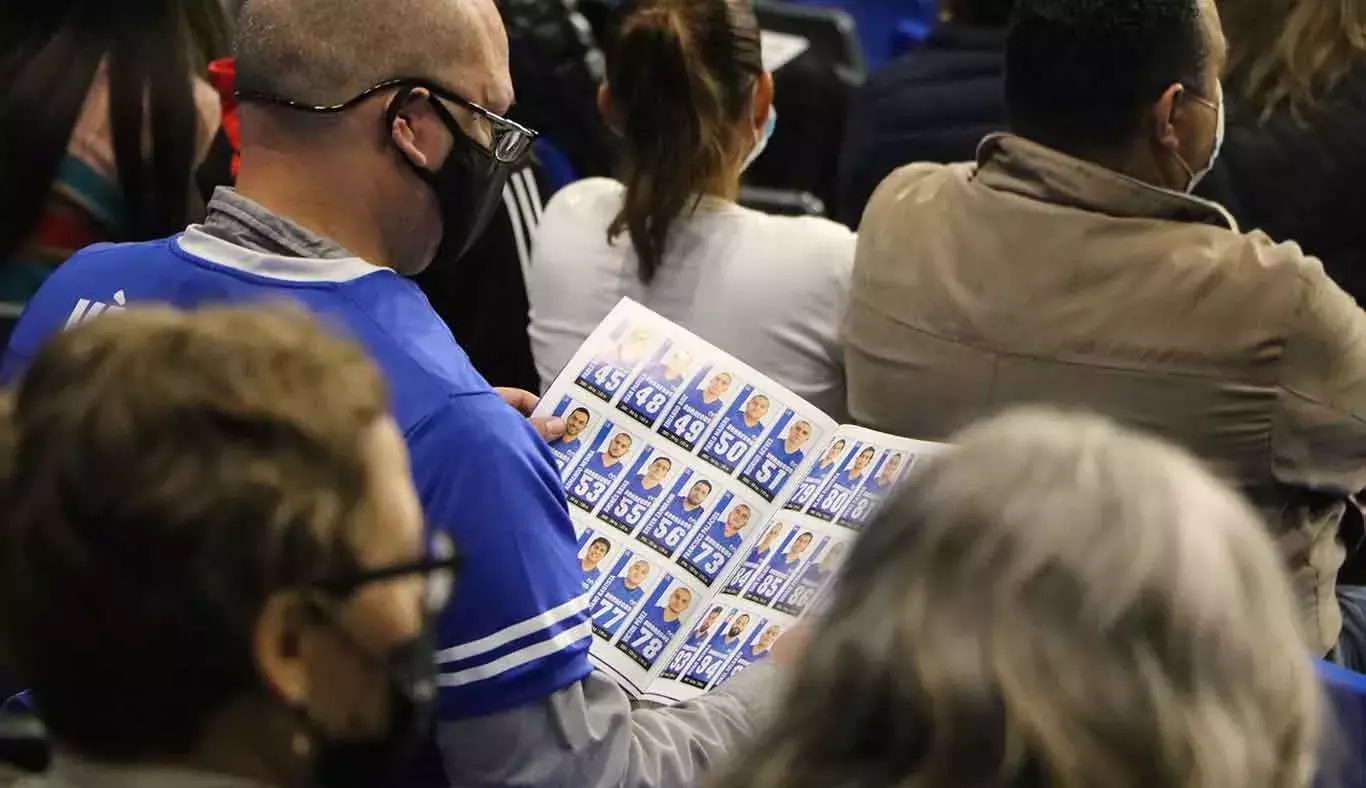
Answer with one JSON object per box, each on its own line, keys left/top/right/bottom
{"left": 868, "top": 160, "right": 967, "bottom": 210}
{"left": 542, "top": 177, "right": 624, "bottom": 224}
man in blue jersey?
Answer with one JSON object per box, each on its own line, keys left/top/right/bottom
{"left": 841, "top": 447, "right": 878, "bottom": 486}
{"left": 0, "top": 0, "right": 780, "bottom": 783}
{"left": 814, "top": 439, "right": 847, "bottom": 476}
{"left": 736, "top": 394, "right": 771, "bottom": 438}
{"left": 692, "top": 372, "right": 734, "bottom": 416}
{"left": 579, "top": 537, "right": 613, "bottom": 592}
{"left": 643, "top": 348, "right": 693, "bottom": 386}
{"left": 873, "top": 452, "right": 904, "bottom": 488}
{"left": 628, "top": 456, "right": 673, "bottom": 497}
{"left": 676, "top": 480, "right": 714, "bottom": 518}
{"left": 548, "top": 407, "right": 592, "bottom": 470}
{"left": 687, "top": 607, "right": 726, "bottom": 648}
{"left": 774, "top": 420, "right": 812, "bottom": 465}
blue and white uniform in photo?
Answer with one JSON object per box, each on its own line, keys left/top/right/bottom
{"left": 658, "top": 367, "right": 731, "bottom": 450}
{"left": 739, "top": 411, "right": 811, "bottom": 501}
{"left": 640, "top": 472, "right": 712, "bottom": 558}
{"left": 617, "top": 343, "right": 691, "bottom": 428}
{"left": 699, "top": 387, "right": 773, "bottom": 474}
{"left": 616, "top": 585, "right": 690, "bottom": 669}
{"left": 566, "top": 427, "right": 634, "bottom": 513}
{"left": 678, "top": 493, "right": 751, "bottom": 586}
{"left": 589, "top": 557, "right": 651, "bottom": 640}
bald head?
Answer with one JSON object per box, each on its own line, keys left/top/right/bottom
{"left": 235, "top": 0, "right": 512, "bottom": 109}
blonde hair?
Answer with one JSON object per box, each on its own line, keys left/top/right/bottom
{"left": 1220, "top": 0, "right": 1366, "bottom": 118}
{"left": 711, "top": 409, "right": 1320, "bottom": 788}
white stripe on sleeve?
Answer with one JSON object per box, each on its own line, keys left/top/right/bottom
{"left": 436, "top": 592, "right": 591, "bottom": 664}
{"left": 438, "top": 619, "right": 594, "bottom": 688}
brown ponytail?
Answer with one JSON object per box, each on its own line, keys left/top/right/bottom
{"left": 605, "top": 0, "right": 763, "bottom": 284}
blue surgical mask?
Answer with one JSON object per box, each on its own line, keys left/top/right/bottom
{"left": 740, "top": 107, "right": 777, "bottom": 173}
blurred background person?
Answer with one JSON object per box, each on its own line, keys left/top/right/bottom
{"left": 836, "top": 0, "right": 1014, "bottom": 228}
{"left": 0, "top": 0, "right": 229, "bottom": 338}
{"left": 529, "top": 0, "right": 855, "bottom": 419}
{"left": 711, "top": 409, "right": 1321, "bottom": 788}
{"left": 0, "top": 307, "right": 457, "bottom": 788}
{"left": 1198, "top": 0, "right": 1366, "bottom": 305}
{"left": 846, "top": 0, "right": 1366, "bottom": 670}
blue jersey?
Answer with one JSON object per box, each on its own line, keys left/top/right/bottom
{"left": 616, "top": 604, "right": 685, "bottom": 669}
{"left": 1, "top": 227, "right": 591, "bottom": 720}
{"left": 579, "top": 566, "right": 603, "bottom": 593}
{"left": 658, "top": 386, "right": 727, "bottom": 450}
{"left": 640, "top": 494, "right": 708, "bottom": 558}
{"left": 547, "top": 435, "right": 585, "bottom": 472}
{"left": 740, "top": 435, "right": 807, "bottom": 502}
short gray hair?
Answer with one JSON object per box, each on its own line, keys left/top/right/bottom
{"left": 711, "top": 408, "right": 1320, "bottom": 788}
{"left": 234, "top": 0, "right": 479, "bottom": 105}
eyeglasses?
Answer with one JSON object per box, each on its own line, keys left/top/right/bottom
{"left": 310, "top": 530, "right": 462, "bottom": 616}
{"left": 237, "top": 78, "right": 538, "bottom": 164}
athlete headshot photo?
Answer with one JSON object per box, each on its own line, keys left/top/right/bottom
{"left": 842, "top": 446, "right": 877, "bottom": 485}
{"left": 701, "top": 371, "right": 733, "bottom": 405}
{"left": 721, "top": 613, "right": 752, "bottom": 646}
{"left": 782, "top": 420, "right": 813, "bottom": 456}
{"left": 739, "top": 394, "right": 770, "bottom": 432}
{"left": 749, "top": 524, "right": 784, "bottom": 563}
{"left": 605, "top": 558, "right": 653, "bottom": 608}
{"left": 632, "top": 455, "right": 674, "bottom": 494}
{"left": 779, "top": 532, "right": 815, "bottom": 568}
{"left": 722, "top": 503, "right": 753, "bottom": 540}
{"left": 689, "top": 606, "right": 726, "bottom": 645}
{"left": 555, "top": 407, "right": 592, "bottom": 449}
{"left": 662, "top": 586, "right": 694, "bottom": 625}
{"left": 873, "top": 452, "right": 904, "bottom": 488}
{"left": 598, "top": 432, "right": 635, "bottom": 470}
{"left": 749, "top": 625, "right": 783, "bottom": 659}
{"left": 579, "top": 536, "right": 613, "bottom": 590}
{"left": 682, "top": 480, "right": 714, "bottom": 512}
{"left": 816, "top": 438, "right": 847, "bottom": 472}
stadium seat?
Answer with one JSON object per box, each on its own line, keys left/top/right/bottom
{"left": 754, "top": 1, "right": 864, "bottom": 77}
{"left": 1318, "top": 660, "right": 1366, "bottom": 787}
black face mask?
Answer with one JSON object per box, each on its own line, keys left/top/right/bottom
{"left": 387, "top": 90, "right": 513, "bottom": 267}
{"left": 303, "top": 626, "right": 438, "bottom": 788}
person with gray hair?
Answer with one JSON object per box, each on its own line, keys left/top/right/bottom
{"left": 712, "top": 409, "right": 1323, "bottom": 788}
{"left": 0, "top": 0, "right": 781, "bottom": 786}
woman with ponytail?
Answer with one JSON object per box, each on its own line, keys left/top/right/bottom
{"left": 528, "top": 0, "right": 855, "bottom": 419}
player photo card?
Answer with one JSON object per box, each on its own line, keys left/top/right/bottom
{"left": 574, "top": 321, "right": 658, "bottom": 403}
{"left": 743, "top": 529, "right": 819, "bottom": 606}
{"left": 588, "top": 552, "right": 660, "bottom": 641}
{"left": 676, "top": 492, "right": 756, "bottom": 587}
{"left": 565, "top": 424, "right": 643, "bottom": 514}
{"left": 638, "top": 468, "right": 717, "bottom": 559}
{"left": 615, "top": 341, "right": 696, "bottom": 429}
{"left": 596, "top": 447, "right": 678, "bottom": 535}
{"left": 545, "top": 396, "right": 599, "bottom": 475}
{"left": 698, "top": 386, "right": 780, "bottom": 475}
{"left": 806, "top": 443, "right": 880, "bottom": 522}
{"left": 575, "top": 530, "right": 618, "bottom": 596}
{"left": 784, "top": 436, "right": 851, "bottom": 513}
{"left": 720, "top": 521, "right": 789, "bottom": 597}
{"left": 719, "top": 622, "right": 784, "bottom": 686}
{"left": 774, "top": 539, "right": 848, "bottom": 616}
{"left": 656, "top": 365, "right": 738, "bottom": 452}
{"left": 738, "top": 411, "right": 820, "bottom": 502}
{"left": 837, "top": 450, "right": 912, "bottom": 530}
{"left": 615, "top": 579, "right": 698, "bottom": 670}
{"left": 680, "top": 609, "right": 761, "bottom": 690}
{"left": 658, "top": 604, "right": 728, "bottom": 681}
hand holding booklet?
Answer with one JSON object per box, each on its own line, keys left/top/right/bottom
{"left": 534, "top": 299, "right": 944, "bottom": 704}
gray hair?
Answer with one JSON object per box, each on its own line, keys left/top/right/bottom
{"left": 711, "top": 408, "right": 1319, "bottom": 788}
{"left": 234, "top": 0, "right": 482, "bottom": 105}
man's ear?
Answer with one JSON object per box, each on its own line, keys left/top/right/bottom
{"left": 389, "top": 88, "right": 434, "bottom": 170}
{"left": 597, "top": 82, "right": 620, "bottom": 134}
{"left": 254, "top": 594, "right": 310, "bottom": 707}
{"left": 1151, "top": 82, "right": 1185, "bottom": 151}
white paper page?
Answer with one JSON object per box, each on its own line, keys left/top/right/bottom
{"left": 639, "top": 426, "right": 946, "bottom": 703}
{"left": 535, "top": 299, "right": 841, "bottom": 698}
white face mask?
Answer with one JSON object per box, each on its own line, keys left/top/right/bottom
{"left": 740, "top": 107, "right": 777, "bottom": 173}
{"left": 1182, "top": 80, "right": 1225, "bottom": 192}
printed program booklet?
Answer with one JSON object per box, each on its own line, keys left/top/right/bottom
{"left": 534, "top": 299, "right": 944, "bottom": 704}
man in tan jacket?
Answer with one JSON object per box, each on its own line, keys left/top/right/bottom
{"left": 846, "top": 0, "right": 1366, "bottom": 667}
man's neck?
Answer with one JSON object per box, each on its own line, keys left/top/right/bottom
{"left": 235, "top": 162, "right": 396, "bottom": 269}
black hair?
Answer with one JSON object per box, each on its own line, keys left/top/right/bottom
{"left": 1005, "top": 0, "right": 1208, "bottom": 154}
{"left": 570, "top": 407, "right": 590, "bottom": 419}
{"left": 605, "top": 0, "right": 762, "bottom": 284}
{"left": 0, "top": 0, "right": 230, "bottom": 262}
{"left": 590, "top": 537, "right": 612, "bottom": 551}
